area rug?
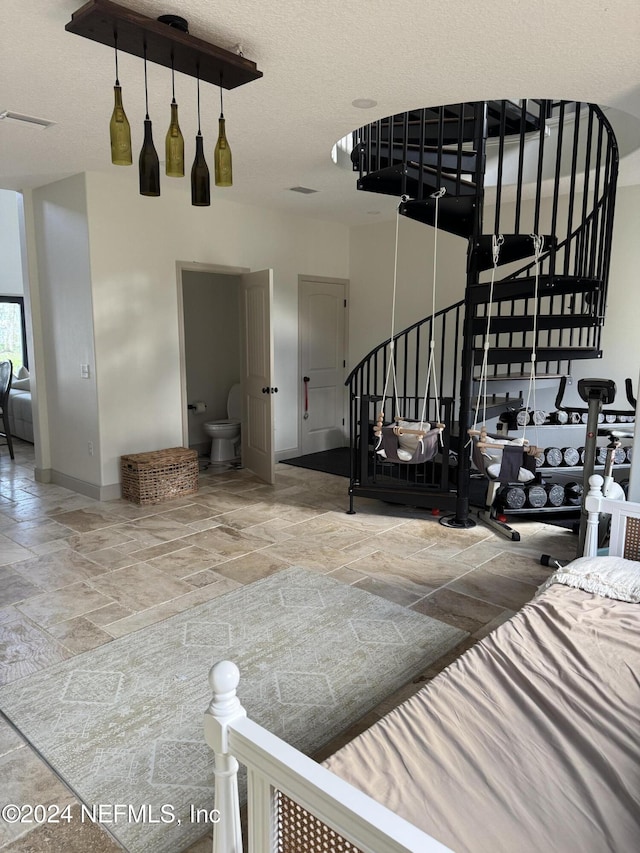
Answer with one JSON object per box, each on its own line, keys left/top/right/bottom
{"left": 280, "top": 447, "right": 351, "bottom": 477}
{"left": 0, "top": 567, "right": 465, "bottom": 853}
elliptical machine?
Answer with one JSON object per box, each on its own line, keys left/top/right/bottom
{"left": 541, "top": 377, "right": 632, "bottom": 566}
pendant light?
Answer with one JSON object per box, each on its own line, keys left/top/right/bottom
{"left": 139, "top": 44, "right": 160, "bottom": 196}
{"left": 191, "top": 70, "right": 210, "bottom": 206}
{"left": 109, "top": 34, "right": 132, "bottom": 166}
{"left": 165, "top": 55, "right": 184, "bottom": 177}
{"left": 214, "top": 77, "right": 232, "bottom": 187}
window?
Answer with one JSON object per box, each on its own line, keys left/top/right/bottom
{"left": 0, "top": 296, "right": 28, "bottom": 371}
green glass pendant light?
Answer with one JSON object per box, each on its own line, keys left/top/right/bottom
{"left": 214, "top": 78, "right": 232, "bottom": 187}
{"left": 109, "top": 34, "right": 132, "bottom": 166}
{"left": 138, "top": 45, "right": 160, "bottom": 196}
{"left": 165, "top": 56, "right": 184, "bottom": 177}
{"left": 190, "top": 71, "right": 210, "bottom": 206}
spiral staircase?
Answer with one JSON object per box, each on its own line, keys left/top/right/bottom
{"left": 346, "top": 100, "right": 619, "bottom": 529}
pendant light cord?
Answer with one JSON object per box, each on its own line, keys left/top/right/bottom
{"left": 114, "top": 33, "right": 120, "bottom": 86}
{"left": 143, "top": 44, "right": 150, "bottom": 120}
{"left": 171, "top": 55, "right": 176, "bottom": 105}
{"left": 219, "top": 73, "right": 224, "bottom": 118}
{"left": 196, "top": 69, "right": 202, "bottom": 134}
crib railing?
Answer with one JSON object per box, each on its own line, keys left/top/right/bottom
{"left": 204, "top": 660, "right": 452, "bottom": 853}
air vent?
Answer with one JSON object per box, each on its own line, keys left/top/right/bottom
{"left": 289, "top": 186, "right": 318, "bottom": 194}
{"left": 0, "top": 111, "right": 56, "bottom": 129}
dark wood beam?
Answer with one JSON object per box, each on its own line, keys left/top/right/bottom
{"left": 65, "top": 0, "right": 262, "bottom": 90}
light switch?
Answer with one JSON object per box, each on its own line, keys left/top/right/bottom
{"left": 80, "top": 363, "right": 90, "bottom": 379}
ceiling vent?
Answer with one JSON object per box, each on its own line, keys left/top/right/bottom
{"left": 289, "top": 186, "right": 318, "bottom": 194}
{"left": 0, "top": 111, "right": 56, "bottom": 129}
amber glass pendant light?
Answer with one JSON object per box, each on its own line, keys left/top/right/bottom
{"left": 138, "top": 45, "right": 160, "bottom": 196}
{"left": 191, "top": 71, "right": 210, "bottom": 206}
{"left": 165, "top": 56, "right": 184, "bottom": 177}
{"left": 214, "top": 78, "right": 232, "bottom": 187}
{"left": 109, "top": 35, "right": 132, "bottom": 165}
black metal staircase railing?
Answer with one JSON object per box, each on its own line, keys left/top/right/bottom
{"left": 346, "top": 99, "right": 619, "bottom": 527}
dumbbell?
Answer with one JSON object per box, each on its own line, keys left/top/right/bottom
{"left": 547, "top": 483, "right": 566, "bottom": 507}
{"left": 543, "top": 447, "right": 563, "bottom": 467}
{"left": 499, "top": 485, "right": 527, "bottom": 510}
{"left": 564, "top": 481, "right": 583, "bottom": 506}
{"left": 561, "top": 447, "right": 580, "bottom": 467}
{"left": 526, "top": 484, "right": 548, "bottom": 508}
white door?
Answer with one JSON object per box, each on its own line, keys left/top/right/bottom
{"left": 240, "top": 269, "right": 275, "bottom": 484}
{"left": 299, "top": 278, "right": 347, "bottom": 454}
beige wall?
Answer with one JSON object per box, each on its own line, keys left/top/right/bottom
{"left": 28, "top": 168, "right": 350, "bottom": 493}
{"left": 0, "top": 190, "right": 24, "bottom": 295}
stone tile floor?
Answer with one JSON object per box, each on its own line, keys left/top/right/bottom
{"left": 0, "top": 439, "right": 579, "bottom": 851}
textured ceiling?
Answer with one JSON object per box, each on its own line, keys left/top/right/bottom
{"left": 2, "top": 0, "right": 639, "bottom": 224}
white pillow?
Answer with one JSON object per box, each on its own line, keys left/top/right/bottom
{"left": 17, "top": 366, "right": 29, "bottom": 380}
{"left": 539, "top": 555, "right": 640, "bottom": 602}
{"left": 486, "top": 462, "right": 535, "bottom": 483}
{"left": 12, "top": 377, "right": 30, "bottom": 391}
{"left": 396, "top": 420, "right": 430, "bottom": 453}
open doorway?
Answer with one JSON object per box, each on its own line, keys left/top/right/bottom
{"left": 177, "top": 262, "right": 276, "bottom": 484}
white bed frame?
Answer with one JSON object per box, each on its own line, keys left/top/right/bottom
{"left": 204, "top": 474, "right": 638, "bottom": 853}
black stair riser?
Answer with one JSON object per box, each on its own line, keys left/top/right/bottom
{"left": 353, "top": 143, "right": 477, "bottom": 174}
{"left": 470, "top": 276, "right": 602, "bottom": 304}
{"left": 472, "top": 234, "right": 557, "bottom": 271}
{"left": 471, "top": 315, "right": 602, "bottom": 336}
{"left": 473, "top": 346, "right": 601, "bottom": 365}
{"left": 399, "top": 197, "right": 476, "bottom": 239}
{"left": 357, "top": 164, "right": 475, "bottom": 199}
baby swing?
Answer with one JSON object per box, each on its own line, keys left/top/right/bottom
{"left": 468, "top": 233, "right": 546, "bottom": 538}
{"left": 374, "top": 191, "right": 446, "bottom": 465}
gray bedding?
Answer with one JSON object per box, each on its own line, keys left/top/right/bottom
{"left": 324, "top": 584, "right": 640, "bottom": 852}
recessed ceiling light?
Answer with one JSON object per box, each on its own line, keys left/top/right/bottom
{"left": 0, "top": 110, "right": 56, "bottom": 129}
{"left": 289, "top": 186, "right": 318, "bottom": 194}
{"left": 352, "top": 98, "right": 378, "bottom": 109}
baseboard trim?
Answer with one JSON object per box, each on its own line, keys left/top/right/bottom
{"left": 35, "top": 468, "right": 121, "bottom": 501}
{"left": 275, "top": 447, "right": 300, "bottom": 462}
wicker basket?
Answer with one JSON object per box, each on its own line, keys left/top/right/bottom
{"left": 120, "top": 447, "right": 198, "bottom": 505}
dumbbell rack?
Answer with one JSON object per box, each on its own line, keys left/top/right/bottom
{"left": 492, "top": 422, "right": 633, "bottom": 516}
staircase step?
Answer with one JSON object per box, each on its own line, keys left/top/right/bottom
{"left": 353, "top": 142, "right": 478, "bottom": 175}
{"left": 399, "top": 197, "right": 476, "bottom": 239}
{"left": 473, "top": 234, "right": 557, "bottom": 271}
{"left": 473, "top": 346, "right": 601, "bottom": 366}
{"left": 486, "top": 100, "right": 542, "bottom": 137}
{"left": 469, "top": 275, "right": 602, "bottom": 304}
{"left": 471, "top": 396, "right": 524, "bottom": 417}
{"left": 472, "top": 372, "right": 569, "bottom": 382}
{"left": 357, "top": 164, "right": 475, "bottom": 199}
{"left": 471, "top": 314, "right": 602, "bottom": 336}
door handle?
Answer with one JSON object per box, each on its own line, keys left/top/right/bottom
{"left": 262, "top": 387, "right": 278, "bottom": 394}
{"left": 262, "top": 387, "right": 269, "bottom": 394}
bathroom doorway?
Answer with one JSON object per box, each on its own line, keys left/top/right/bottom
{"left": 177, "top": 262, "right": 275, "bottom": 483}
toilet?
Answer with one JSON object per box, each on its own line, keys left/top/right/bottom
{"left": 203, "top": 384, "right": 242, "bottom": 466}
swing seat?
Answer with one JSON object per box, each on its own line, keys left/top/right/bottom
{"left": 376, "top": 420, "right": 443, "bottom": 464}
{"left": 472, "top": 435, "right": 537, "bottom": 484}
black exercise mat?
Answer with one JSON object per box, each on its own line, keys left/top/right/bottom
{"left": 280, "top": 447, "right": 351, "bottom": 478}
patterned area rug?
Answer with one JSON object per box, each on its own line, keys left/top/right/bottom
{"left": 0, "top": 566, "right": 466, "bottom": 853}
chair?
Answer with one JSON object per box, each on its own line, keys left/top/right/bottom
{"left": 0, "top": 360, "right": 15, "bottom": 459}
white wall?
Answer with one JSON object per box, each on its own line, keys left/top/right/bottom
{"left": 81, "top": 168, "right": 349, "bottom": 488}
{"left": 0, "top": 190, "right": 24, "bottom": 295}
{"left": 348, "top": 214, "right": 468, "bottom": 369}
{"left": 31, "top": 174, "right": 101, "bottom": 486}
